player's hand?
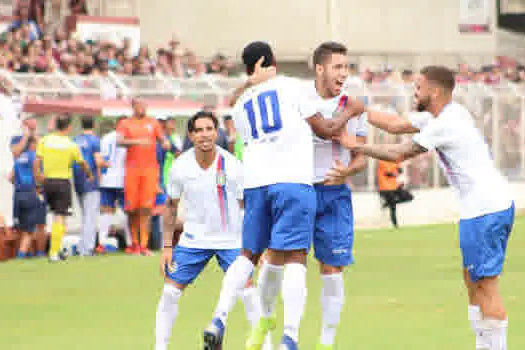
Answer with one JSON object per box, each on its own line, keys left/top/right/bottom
{"left": 248, "top": 57, "right": 276, "bottom": 86}
{"left": 333, "top": 128, "right": 358, "bottom": 150}
{"left": 86, "top": 172, "right": 95, "bottom": 182}
{"left": 344, "top": 97, "right": 366, "bottom": 117}
{"left": 161, "top": 247, "right": 173, "bottom": 277}
{"left": 324, "top": 160, "right": 350, "bottom": 185}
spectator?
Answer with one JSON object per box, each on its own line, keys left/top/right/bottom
{"left": 69, "top": 0, "right": 88, "bottom": 15}
{"left": 10, "top": 5, "right": 40, "bottom": 41}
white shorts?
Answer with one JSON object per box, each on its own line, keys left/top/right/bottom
{"left": 0, "top": 175, "right": 14, "bottom": 227}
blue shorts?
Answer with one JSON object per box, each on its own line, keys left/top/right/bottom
{"left": 242, "top": 183, "right": 316, "bottom": 254}
{"left": 460, "top": 203, "right": 515, "bottom": 283}
{"left": 100, "top": 188, "right": 125, "bottom": 209}
{"left": 13, "top": 189, "right": 47, "bottom": 233}
{"left": 165, "top": 245, "right": 240, "bottom": 285}
{"left": 313, "top": 184, "right": 354, "bottom": 267}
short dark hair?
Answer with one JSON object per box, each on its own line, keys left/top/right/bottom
{"left": 56, "top": 115, "right": 71, "bottom": 131}
{"left": 312, "top": 41, "right": 347, "bottom": 66}
{"left": 187, "top": 111, "right": 218, "bottom": 133}
{"left": 223, "top": 115, "right": 232, "bottom": 122}
{"left": 81, "top": 116, "right": 95, "bottom": 130}
{"left": 420, "top": 66, "right": 456, "bottom": 92}
{"left": 242, "top": 41, "right": 274, "bottom": 75}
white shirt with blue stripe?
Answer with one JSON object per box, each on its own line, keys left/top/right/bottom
{"left": 301, "top": 81, "right": 368, "bottom": 183}
{"left": 412, "top": 103, "right": 512, "bottom": 219}
{"left": 167, "top": 147, "right": 243, "bottom": 250}
{"left": 100, "top": 131, "right": 127, "bottom": 189}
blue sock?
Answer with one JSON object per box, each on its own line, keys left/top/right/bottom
{"left": 36, "top": 251, "right": 46, "bottom": 257}
{"left": 17, "top": 252, "right": 27, "bottom": 259}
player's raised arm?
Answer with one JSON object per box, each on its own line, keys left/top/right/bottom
{"left": 305, "top": 96, "right": 365, "bottom": 139}
{"left": 228, "top": 57, "right": 277, "bottom": 107}
{"left": 365, "top": 109, "right": 420, "bottom": 134}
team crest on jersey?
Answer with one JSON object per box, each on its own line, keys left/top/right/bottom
{"left": 216, "top": 173, "right": 227, "bottom": 186}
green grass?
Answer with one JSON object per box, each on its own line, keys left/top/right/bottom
{"left": 1, "top": 217, "right": 524, "bottom": 349}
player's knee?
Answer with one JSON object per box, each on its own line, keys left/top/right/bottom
{"left": 320, "top": 263, "right": 343, "bottom": 275}
{"left": 100, "top": 206, "right": 115, "bottom": 214}
{"left": 165, "top": 278, "right": 187, "bottom": 291}
{"left": 283, "top": 249, "right": 307, "bottom": 265}
{"left": 240, "top": 249, "right": 260, "bottom": 265}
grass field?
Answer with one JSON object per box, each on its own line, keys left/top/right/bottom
{"left": 1, "top": 217, "right": 524, "bottom": 350}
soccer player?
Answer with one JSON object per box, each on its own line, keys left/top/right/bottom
{"left": 117, "top": 99, "right": 170, "bottom": 256}
{"left": 74, "top": 116, "right": 107, "bottom": 256}
{"left": 152, "top": 115, "right": 179, "bottom": 250}
{"left": 98, "top": 116, "right": 130, "bottom": 253}
{"left": 298, "top": 42, "right": 367, "bottom": 350}
{"left": 336, "top": 66, "right": 514, "bottom": 350}
{"left": 36, "top": 115, "right": 94, "bottom": 262}
{"left": 203, "top": 42, "right": 364, "bottom": 350}
{"left": 156, "top": 111, "right": 264, "bottom": 350}
{"left": 11, "top": 136, "right": 47, "bottom": 258}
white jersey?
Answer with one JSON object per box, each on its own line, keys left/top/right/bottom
{"left": 302, "top": 81, "right": 368, "bottom": 183}
{"left": 100, "top": 131, "right": 127, "bottom": 189}
{"left": 232, "top": 76, "right": 315, "bottom": 189}
{"left": 167, "top": 147, "right": 243, "bottom": 249}
{"left": 412, "top": 103, "right": 512, "bottom": 219}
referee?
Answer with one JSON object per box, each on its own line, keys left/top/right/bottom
{"left": 35, "top": 115, "right": 94, "bottom": 262}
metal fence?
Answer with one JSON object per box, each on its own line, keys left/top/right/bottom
{"left": 2, "top": 69, "right": 524, "bottom": 192}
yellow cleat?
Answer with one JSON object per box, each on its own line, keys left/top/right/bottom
{"left": 245, "top": 316, "right": 276, "bottom": 350}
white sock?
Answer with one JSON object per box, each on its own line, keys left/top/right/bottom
{"left": 478, "top": 318, "right": 508, "bottom": 350}
{"left": 240, "top": 287, "right": 261, "bottom": 326}
{"left": 258, "top": 263, "right": 284, "bottom": 318}
{"left": 320, "top": 273, "right": 345, "bottom": 346}
{"left": 155, "top": 284, "right": 183, "bottom": 350}
{"left": 98, "top": 213, "right": 113, "bottom": 244}
{"left": 282, "top": 263, "right": 307, "bottom": 343}
{"left": 469, "top": 305, "right": 491, "bottom": 349}
{"left": 213, "top": 255, "right": 254, "bottom": 324}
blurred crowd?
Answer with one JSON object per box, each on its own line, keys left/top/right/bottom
{"left": 1, "top": 1, "right": 235, "bottom": 77}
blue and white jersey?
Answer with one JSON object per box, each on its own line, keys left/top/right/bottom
{"left": 13, "top": 149, "right": 37, "bottom": 190}
{"left": 412, "top": 102, "right": 512, "bottom": 219}
{"left": 167, "top": 147, "right": 243, "bottom": 250}
{"left": 301, "top": 81, "right": 368, "bottom": 183}
{"left": 232, "top": 76, "right": 315, "bottom": 189}
{"left": 100, "top": 131, "right": 126, "bottom": 189}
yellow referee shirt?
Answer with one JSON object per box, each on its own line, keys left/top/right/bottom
{"left": 36, "top": 134, "right": 84, "bottom": 180}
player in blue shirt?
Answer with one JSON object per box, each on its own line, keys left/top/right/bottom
{"left": 73, "top": 117, "right": 107, "bottom": 256}
{"left": 11, "top": 136, "right": 47, "bottom": 258}
{"left": 151, "top": 116, "right": 179, "bottom": 250}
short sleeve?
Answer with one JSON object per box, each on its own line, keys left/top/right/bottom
{"left": 10, "top": 135, "right": 22, "bottom": 146}
{"left": 406, "top": 111, "right": 433, "bottom": 131}
{"left": 71, "top": 144, "right": 84, "bottom": 163}
{"left": 412, "top": 120, "right": 449, "bottom": 151}
{"left": 166, "top": 161, "right": 183, "bottom": 199}
{"left": 36, "top": 138, "right": 44, "bottom": 158}
{"left": 100, "top": 137, "right": 109, "bottom": 158}
{"left": 154, "top": 120, "right": 164, "bottom": 139}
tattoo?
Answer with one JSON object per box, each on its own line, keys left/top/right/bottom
{"left": 163, "top": 198, "right": 179, "bottom": 246}
{"left": 357, "top": 141, "right": 427, "bottom": 162}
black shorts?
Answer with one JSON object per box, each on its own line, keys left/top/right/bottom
{"left": 43, "top": 179, "right": 72, "bottom": 216}
{"left": 13, "top": 189, "right": 47, "bottom": 233}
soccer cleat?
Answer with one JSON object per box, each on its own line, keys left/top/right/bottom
{"left": 140, "top": 248, "right": 153, "bottom": 256}
{"left": 124, "top": 245, "right": 134, "bottom": 254}
{"left": 279, "top": 335, "right": 298, "bottom": 350}
{"left": 246, "top": 316, "right": 276, "bottom": 350}
{"left": 95, "top": 245, "right": 106, "bottom": 255}
{"left": 203, "top": 317, "right": 225, "bottom": 350}
{"left": 316, "top": 344, "right": 333, "bottom": 350}
{"left": 48, "top": 254, "right": 60, "bottom": 263}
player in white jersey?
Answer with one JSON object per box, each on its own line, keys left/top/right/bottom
{"left": 202, "top": 42, "right": 364, "bottom": 350}
{"left": 98, "top": 117, "right": 130, "bottom": 253}
{"left": 157, "top": 112, "right": 267, "bottom": 350}
{"left": 337, "top": 66, "right": 514, "bottom": 350}
{"left": 292, "top": 42, "right": 367, "bottom": 350}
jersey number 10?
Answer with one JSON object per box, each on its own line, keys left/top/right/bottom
{"left": 243, "top": 90, "right": 283, "bottom": 139}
